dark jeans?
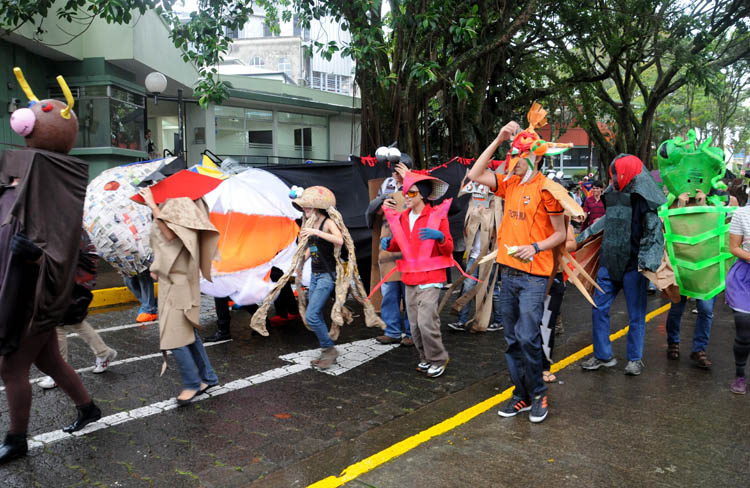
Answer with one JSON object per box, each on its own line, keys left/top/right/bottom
{"left": 542, "top": 273, "right": 566, "bottom": 371}
{"left": 666, "top": 295, "right": 714, "bottom": 352}
{"left": 499, "top": 268, "right": 549, "bottom": 399}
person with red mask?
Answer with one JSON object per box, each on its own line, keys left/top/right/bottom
{"left": 578, "top": 154, "right": 666, "bottom": 376}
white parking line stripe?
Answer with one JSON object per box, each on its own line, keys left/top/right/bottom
{"left": 65, "top": 320, "right": 157, "bottom": 338}
{"left": 26, "top": 339, "right": 397, "bottom": 450}
{"left": 0, "top": 340, "right": 232, "bottom": 392}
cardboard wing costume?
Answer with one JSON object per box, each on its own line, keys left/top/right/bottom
{"left": 478, "top": 103, "right": 600, "bottom": 306}
{"left": 438, "top": 178, "right": 502, "bottom": 332}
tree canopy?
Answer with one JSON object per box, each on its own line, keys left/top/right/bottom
{"left": 2, "top": 0, "right": 749, "bottom": 168}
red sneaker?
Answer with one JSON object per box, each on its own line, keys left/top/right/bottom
{"left": 269, "top": 315, "right": 289, "bottom": 327}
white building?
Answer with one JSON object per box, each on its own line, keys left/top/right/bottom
{"left": 227, "top": 11, "right": 355, "bottom": 95}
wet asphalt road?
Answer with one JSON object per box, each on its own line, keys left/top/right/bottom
{"left": 0, "top": 284, "right": 746, "bottom": 487}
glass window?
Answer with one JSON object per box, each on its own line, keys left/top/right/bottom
{"left": 250, "top": 56, "right": 265, "bottom": 67}
{"left": 56, "top": 84, "right": 145, "bottom": 150}
{"left": 110, "top": 98, "right": 144, "bottom": 150}
{"left": 277, "top": 111, "right": 327, "bottom": 161}
{"left": 279, "top": 58, "right": 291, "bottom": 76}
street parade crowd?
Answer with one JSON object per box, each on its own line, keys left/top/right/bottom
{"left": 0, "top": 70, "right": 749, "bottom": 465}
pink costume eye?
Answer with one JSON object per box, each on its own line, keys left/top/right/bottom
{"left": 41, "top": 103, "right": 53, "bottom": 112}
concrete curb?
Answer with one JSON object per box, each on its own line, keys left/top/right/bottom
{"left": 90, "top": 283, "right": 159, "bottom": 309}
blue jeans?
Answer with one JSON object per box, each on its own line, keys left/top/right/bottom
{"left": 500, "top": 269, "right": 549, "bottom": 399}
{"left": 381, "top": 281, "right": 411, "bottom": 339}
{"left": 592, "top": 266, "right": 647, "bottom": 362}
{"left": 172, "top": 331, "right": 218, "bottom": 390}
{"left": 306, "top": 272, "right": 335, "bottom": 348}
{"left": 666, "top": 295, "right": 715, "bottom": 352}
{"left": 123, "top": 270, "right": 158, "bottom": 314}
{"left": 458, "top": 257, "right": 478, "bottom": 324}
{"left": 492, "top": 265, "right": 502, "bottom": 325}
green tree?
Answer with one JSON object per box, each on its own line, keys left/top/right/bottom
{"left": 550, "top": 0, "right": 750, "bottom": 168}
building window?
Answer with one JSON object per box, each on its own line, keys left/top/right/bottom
{"left": 293, "top": 14, "right": 310, "bottom": 41}
{"left": 250, "top": 56, "right": 265, "bottom": 67}
{"left": 278, "top": 58, "right": 292, "bottom": 76}
{"left": 311, "top": 71, "right": 353, "bottom": 94}
{"left": 49, "top": 84, "right": 145, "bottom": 150}
{"left": 263, "top": 22, "right": 280, "bottom": 38}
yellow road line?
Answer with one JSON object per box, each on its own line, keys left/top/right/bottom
{"left": 90, "top": 283, "right": 159, "bottom": 309}
{"left": 309, "top": 302, "right": 672, "bottom": 488}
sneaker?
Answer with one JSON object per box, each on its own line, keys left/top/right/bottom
{"left": 624, "top": 360, "right": 644, "bottom": 376}
{"left": 581, "top": 356, "right": 617, "bottom": 370}
{"left": 497, "top": 395, "right": 532, "bottom": 417}
{"left": 730, "top": 376, "right": 746, "bottom": 395}
{"left": 38, "top": 376, "right": 57, "bottom": 389}
{"left": 487, "top": 322, "right": 504, "bottom": 332}
{"left": 691, "top": 308, "right": 698, "bottom": 314}
{"left": 416, "top": 361, "right": 430, "bottom": 374}
{"left": 447, "top": 321, "right": 469, "bottom": 332}
{"left": 529, "top": 394, "right": 549, "bottom": 423}
{"left": 93, "top": 349, "right": 117, "bottom": 374}
{"left": 136, "top": 312, "right": 158, "bottom": 323}
{"left": 689, "top": 350, "right": 711, "bottom": 369}
{"left": 400, "top": 337, "right": 414, "bottom": 347}
{"left": 375, "top": 335, "right": 401, "bottom": 345}
{"left": 426, "top": 359, "right": 449, "bottom": 378}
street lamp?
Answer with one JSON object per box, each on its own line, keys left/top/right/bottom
{"left": 145, "top": 71, "right": 184, "bottom": 157}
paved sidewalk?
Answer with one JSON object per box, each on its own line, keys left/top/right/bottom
{"left": 339, "top": 298, "right": 749, "bottom": 487}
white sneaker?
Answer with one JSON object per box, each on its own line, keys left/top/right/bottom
{"left": 39, "top": 376, "right": 57, "bottom": 389}
{"left": 93, "top": 349, "right": 117, "bottom": 374}
{"left": 426, "top": 359, "right": 449, "bottom": 378}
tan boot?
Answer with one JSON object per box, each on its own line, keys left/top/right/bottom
{"left": 311, "top": 347, "right": 339, "bottom": 369}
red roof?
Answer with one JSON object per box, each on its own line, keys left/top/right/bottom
{"left": 537, "top": 122, "right": 614, "bottom": 147}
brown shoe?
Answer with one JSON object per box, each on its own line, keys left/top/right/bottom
{"left": 311, "top": 347, "right": 339, "bottom": 370}
{"left": 375, "top": 335, "right": 401, "bottom": 345}
{"left": 400, "top": 337, "right": 414, "bottom": 347}
{"left": 667, "top": 343, "right": 680, "bottom": 360}
{"left": 690, "top": 350, "right": 711, "bottom": 369}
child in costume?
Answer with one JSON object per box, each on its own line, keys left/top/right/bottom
{"left": 251, "top": 186, "right": 385, "bottom": 369}
{"left": 366, "top": 152, "right": 413, "bottom": 346}
{"left": 445, "top": 175, "right": 502, "bottom": 333}
{"left": 138, "top": 186, "right": 221, "bottom": 405}
{"left": 381, "top": 170, "right": 454, "bottom": 378}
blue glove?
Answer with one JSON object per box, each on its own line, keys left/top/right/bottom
{"left": 380, "top": 237, "right": 392, "bottom": 250}
{"left": 419, "top": 228, "right": 444, "bottom": 242}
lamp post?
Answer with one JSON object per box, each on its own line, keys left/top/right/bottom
{"left": 145, "top": 71, "right": 184, "bottom": 157}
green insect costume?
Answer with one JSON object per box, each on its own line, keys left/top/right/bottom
{"left": 657, "top": 129, "right": 736, "bottom": 300}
